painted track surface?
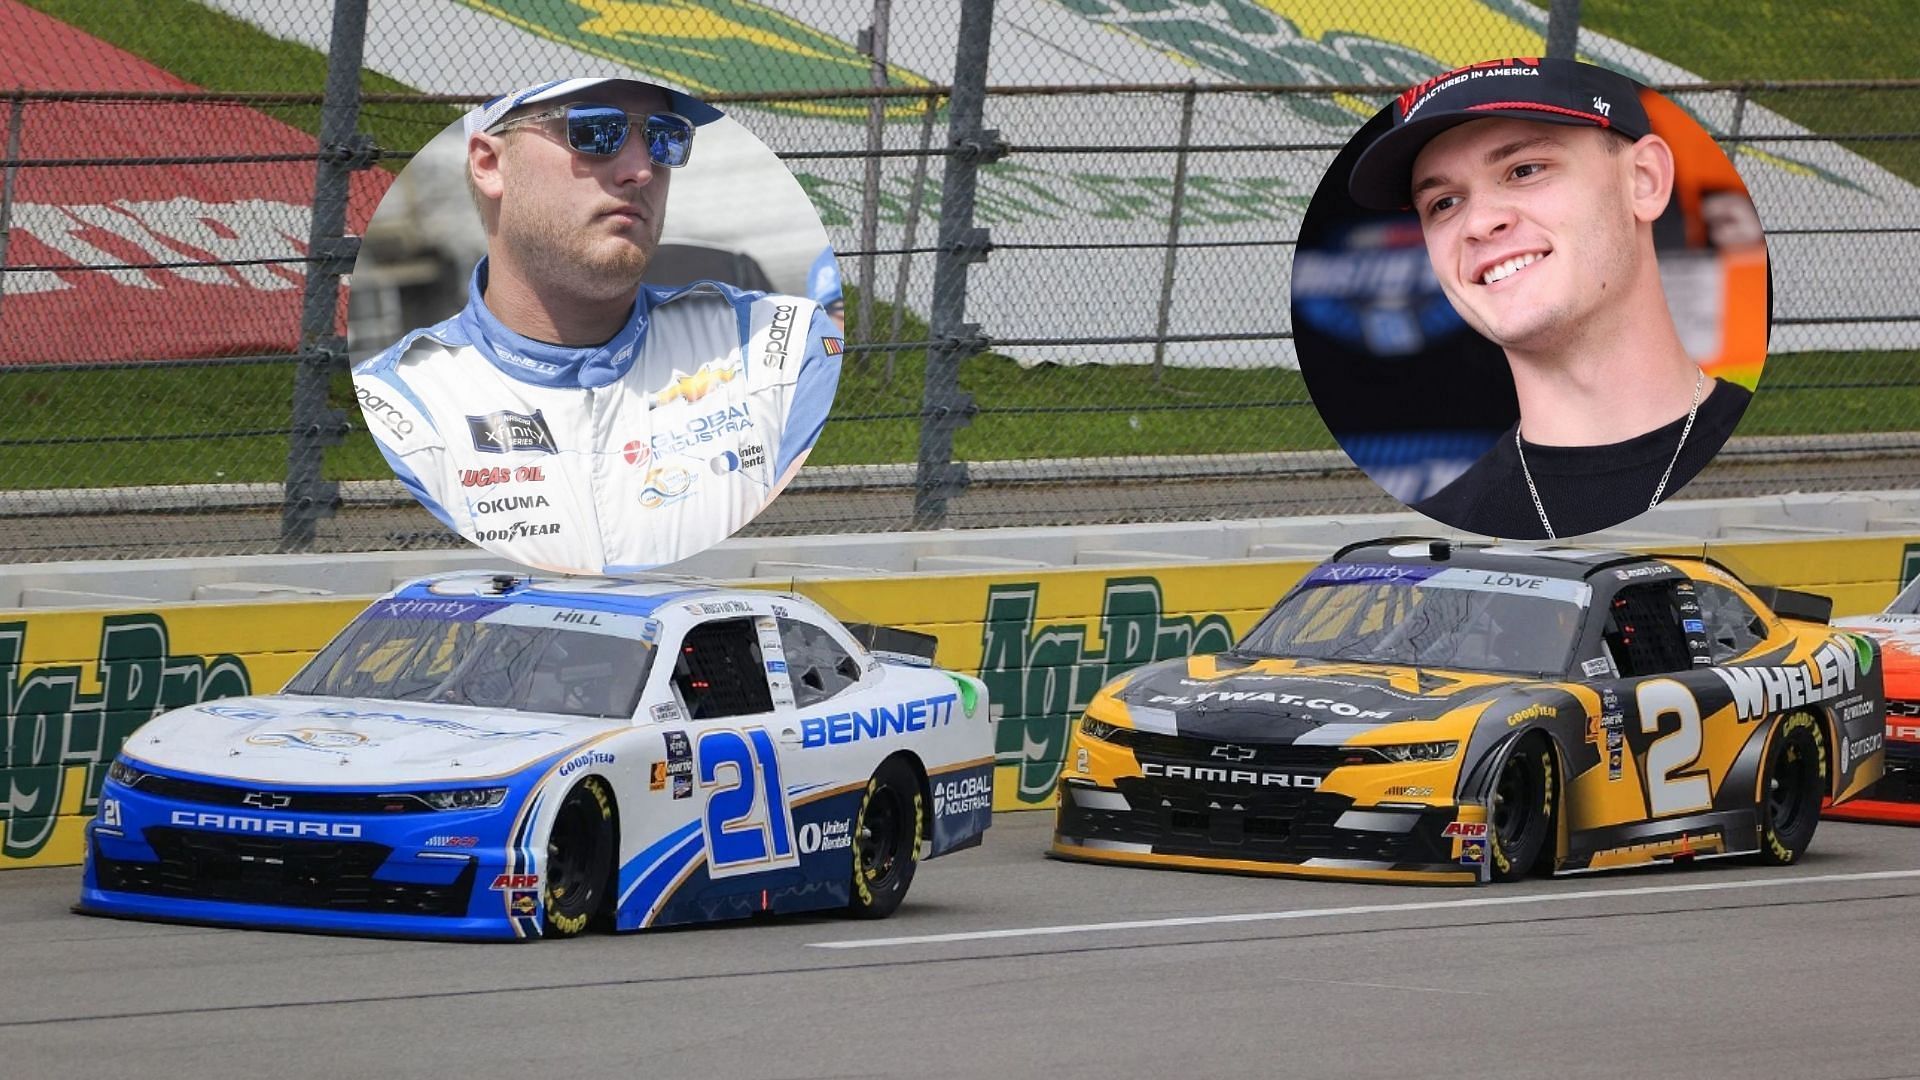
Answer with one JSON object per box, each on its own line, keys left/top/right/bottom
{"left": 7, "top": 811, "right": 1920, "bottom": 1079}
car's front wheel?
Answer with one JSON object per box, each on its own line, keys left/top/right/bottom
{"left": 544, "top": 775, "right": 616, "bottom": 937}
{"left": 1755, "top": 713, "right": 1825, "bottom": 865}
{"left": 847, "top": 756, "right": 923, "bottom": 919}
{"left": 1490, "top": 737, "right": 1555, "bottom": 881}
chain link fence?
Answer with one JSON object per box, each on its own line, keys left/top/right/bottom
{"left": 0, "top": 0, "right": 1916, "bottom": 562}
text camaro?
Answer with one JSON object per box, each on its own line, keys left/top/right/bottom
{"left": 78, "top": 573, "right": 993, "bottom": 940}
{"left": 1050, "top": 539, "right": 1886, "bottom": 884}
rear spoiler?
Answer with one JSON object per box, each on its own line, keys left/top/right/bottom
{"left": 1749, "top": 586, "right": 1833, "bottom": 624}
{"left": 844, "top": 622, "right": 939, "bottom": 667}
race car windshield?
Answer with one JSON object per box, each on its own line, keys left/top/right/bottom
{"left": 1234, "top": 564, "right": 1587, "bottom": 676}
{"left": 1888, "top": 576, "right": 1920, "bottom": 615}
{"left": 283, "top": 600, "right": 654, "bottom": 719}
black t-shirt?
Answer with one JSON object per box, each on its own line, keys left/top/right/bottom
{"left": 1414, "top": 380, "right": 1753, "bottom": 539}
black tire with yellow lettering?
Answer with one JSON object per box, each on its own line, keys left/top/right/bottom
{"left": 1755, "top": 713, "right": 1825, "bottom": 866}
{"left": 544, "top": 775, "right": 615, "bottom": 937}
{"left": 847, "top": 757, "right": 923, "bottom": 919}
{"left": 1490, "top": 736, "right": 1555, "bottom": 882}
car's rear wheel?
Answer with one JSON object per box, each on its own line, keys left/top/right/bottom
{"left": 1755, "top": 713, "right": 1825, "bottom": 865}
{"left": 847, "top": 757, "right": 922, "bottom": 919}
{"left": 544, "top": 775, "right": 615, "bottom": 937}
{"left": 1490, "top": 737, "right": 1555, "bottom": 881}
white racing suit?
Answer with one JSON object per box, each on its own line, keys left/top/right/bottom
{"left": 353, "top": 261, "right": 842, "bottom": 574}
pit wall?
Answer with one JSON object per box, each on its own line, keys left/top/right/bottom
{"left": 6, "top": 535, "right": 1917, "bottom": 870}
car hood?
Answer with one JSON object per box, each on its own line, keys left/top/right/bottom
{"left": 122, "top": 695, "right": 619, "bottom": 786}
{"left": 1111, "top": 655, "right": 1524, "bottom": 743}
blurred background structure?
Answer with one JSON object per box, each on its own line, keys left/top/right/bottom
{"left": 0, "top": 0, "right": 1915, "bottom": 562}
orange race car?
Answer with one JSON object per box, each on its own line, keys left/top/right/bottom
{"left": 1830, "top": 577, "right": 1920, "bottom": 824}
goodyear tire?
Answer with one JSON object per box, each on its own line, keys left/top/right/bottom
{"left": 1490, "top": 737, "right": 1554, "bottom": 882}
{"left": 1755, "top": 713, "right": 1825, "bottom": 866}
{"left": 847, "top": 757, "right": 922, "bottom": 919}
{"left": 544, "top": 775, "right": 615, "bottom": 937}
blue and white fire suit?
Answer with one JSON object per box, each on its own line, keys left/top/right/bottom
{"left": 353, "top": 261, "right": 842, "bottom": 574}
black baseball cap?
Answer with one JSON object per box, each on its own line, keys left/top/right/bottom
{"left": 1349, "top": 57, "right": 1652, "bottom": 211}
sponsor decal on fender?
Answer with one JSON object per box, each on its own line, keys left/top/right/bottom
{"left": 1442, "top": 821, "right": 1488, "bottom": 838}
{"left": 933, "top": 775, "right": 992, "bottom": 816}
{"left": 491, "top": 873, "right": 538, "bottom": 891}
{"left": 800, "top": 693, "right": 959, "bottom": 748}
{"left": 1507, "top": 703, "right": 1556, "bottom": 726}
{"left": 1709, "top": 639, "right": 1868, "bottom": 720}
{"left": 558, "top": 749, "right": 615, "bottom": 778}
{"left": 797, "top": 818, "right": 853, "bottom": 854}
{"left": 1838, "top": 732, "right": 1884, "bottom": 774}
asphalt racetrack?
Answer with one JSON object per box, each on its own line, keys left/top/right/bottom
{"left": 7, "top": 811, "right": 1920, "bottom": 1080}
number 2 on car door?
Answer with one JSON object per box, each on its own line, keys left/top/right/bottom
{"left": 697, "top": 728, "right": 799, "bottom": 878}
{"left": 1637, "top": 681, "right": 1712, "bottom": 816}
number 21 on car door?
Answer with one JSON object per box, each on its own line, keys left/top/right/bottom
{"left": 696, "top": 727, "right": 800, "bottom": 878}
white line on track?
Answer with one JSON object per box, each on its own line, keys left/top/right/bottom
{"left": 809, "top": 868, "right": 1920, "bottom": 949}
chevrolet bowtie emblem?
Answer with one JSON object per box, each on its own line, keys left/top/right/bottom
{"left": 242, "top": 791, "right": 292, "bottom": 809}
{"left": 1210, "top": 744, "right": 1256, "bottom": 762}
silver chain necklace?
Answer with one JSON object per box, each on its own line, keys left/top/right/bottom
{"left": 1516, "top": 368, "right": 1704, "bottom": 539}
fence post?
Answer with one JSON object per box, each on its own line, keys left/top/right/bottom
{"left": 856, "top": 0, "right": 892, "bottom": 354}
{"left": 1151, "top": 82, "right": 1197, "bottom": 384}
{"left": 0, "top": 90, "right": 25, "bottom": 324}
{"left": 915, "top": 0, "right": 998, "bottom": 529}
{"left": 1545, "top": 0, "right": 1582, "bottom": 60}
{"left": 886, "top": 91, "right": 940, "bottom": 387}
{"left": 282, "top": 0, "right": 371, "bottom": 550}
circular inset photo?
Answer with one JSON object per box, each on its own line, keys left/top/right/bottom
{"left": 1293, "top": 57, "right": 1768, "bottom": 539}
{"left": 348, "top": 78, "right": 844, "bottom": 574}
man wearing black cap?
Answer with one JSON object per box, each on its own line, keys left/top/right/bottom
{"left": 353, "top": 78, "right": 843, "bottom": 573}
{"left": 1349, "top": 57, "right": 1752, "bottom": 539}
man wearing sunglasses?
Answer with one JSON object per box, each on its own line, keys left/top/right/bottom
{"left": 353, "top": 78, "right": 844, "bottom": 575}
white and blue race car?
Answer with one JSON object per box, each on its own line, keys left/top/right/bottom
{"left": 77, "top": 572, "right": 994, "bottom": 941}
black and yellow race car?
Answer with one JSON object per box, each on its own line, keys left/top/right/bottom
{"left": 1051, "top": 538, "right": 1887, "bottom": 884}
